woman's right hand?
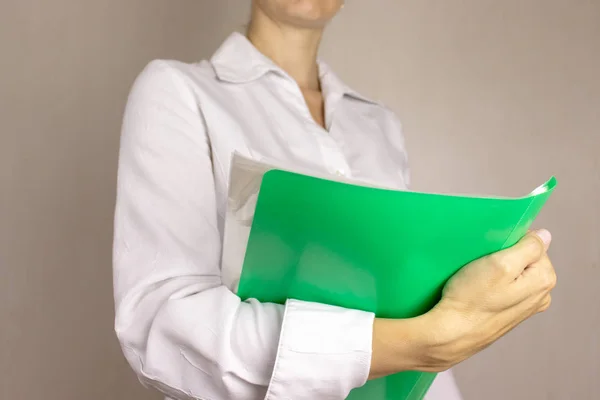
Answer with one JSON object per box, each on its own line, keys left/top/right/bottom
{"left": 370, "top": 230, "right": 557, "bottom": 378}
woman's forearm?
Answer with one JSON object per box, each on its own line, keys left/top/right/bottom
{"left": 369, "top": 314, "right": 451, "bottom": 380}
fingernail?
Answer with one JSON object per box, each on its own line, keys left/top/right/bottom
{"left": 535, "top": 229, "right": 552, "bottom": 248}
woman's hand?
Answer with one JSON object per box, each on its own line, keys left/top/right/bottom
{"left": 370, "top": 230, "right": 557, "bottom": 379}
{"left": 424, "top": 229, "right": 556, "bottom": 369}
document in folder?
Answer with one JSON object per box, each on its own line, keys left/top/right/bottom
{"left": 222, "top": 153, "right": 557, "bottom": 400}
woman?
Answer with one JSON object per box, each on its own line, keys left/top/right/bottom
{"left": 113, "top": 1, "right": 557, "bottom": 399}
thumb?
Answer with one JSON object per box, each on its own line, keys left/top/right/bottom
{"left": 494, "top": 230, "right": 551, "bottom": 278}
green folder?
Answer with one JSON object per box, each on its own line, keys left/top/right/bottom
{"left": 236, "top": 165, "right": 556, "bottom": 400}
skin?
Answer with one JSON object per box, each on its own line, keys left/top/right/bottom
{"left": 248, "top": 0, "right": 339, "bottom": 127}
{"left": 248, "top": 0, "right": 558, "bottom": 380}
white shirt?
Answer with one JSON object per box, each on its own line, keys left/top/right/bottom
{"left": 113, "top": 32, "right": 462, "bottom": 400}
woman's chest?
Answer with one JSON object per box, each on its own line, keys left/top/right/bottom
{"left": 197, "top": 84, "right": 409, "bottom": 216}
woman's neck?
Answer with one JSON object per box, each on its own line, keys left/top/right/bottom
{"left": 247, "top": 7, "right": 323, "bottom": 91}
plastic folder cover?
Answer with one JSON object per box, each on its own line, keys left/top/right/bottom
{"left": 233, "top": 157, "right": 556, "bottom": 400}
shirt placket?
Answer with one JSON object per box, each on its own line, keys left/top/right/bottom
{"left": 315, "top": 132, "right": 351, "bottom": 178}
{"left": 286, "top": 81, "right": 352, "bottom": 179}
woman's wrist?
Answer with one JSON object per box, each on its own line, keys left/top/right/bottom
{"left": 369, "top": 311, "right": 461, "bottom": 380}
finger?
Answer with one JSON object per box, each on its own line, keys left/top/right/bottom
{"left": 490, "top": 230, "right": 551, "bottom": 278}
{"left": 521, "top": 256, "right": 557, "bottom": 292}
{"left": 511, "top": 257, "right": 557, "bottom": 309}
{"left": 526, "top": 228, "right": 553, "bottom": 251}
{"left": 523, "top": 229, "right": 552, "bottom": 254}
{"left": 537, "top": 294, "right": 552, "bottom": 313}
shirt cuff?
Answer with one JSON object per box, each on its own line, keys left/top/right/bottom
{"left": 265, "top": 299, "right": 375, "bottom": 400}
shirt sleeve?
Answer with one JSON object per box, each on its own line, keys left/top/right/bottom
{"left": 113, "top": 60, "right": 375, "bottom": 400}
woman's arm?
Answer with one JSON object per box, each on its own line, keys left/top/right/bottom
{"left": 113, "top": 61, "right": 375, "bottom": 400}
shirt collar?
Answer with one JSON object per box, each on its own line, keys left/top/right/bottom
{"left": 210, "top": 32, "right": 379, "bottom": 105}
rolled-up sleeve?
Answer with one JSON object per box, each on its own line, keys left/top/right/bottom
{"left": 113, "top": 60, "right": 375, "bottom": 400}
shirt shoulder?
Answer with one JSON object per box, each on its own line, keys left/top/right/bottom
{"left": 127, "top": 59, "right": 220, "bottom": 104}
{"left": 359, "top": 99, "right": 403, "bottom": 135}
{"left": 151, "top": 58, "right": 218, "bottom": 84}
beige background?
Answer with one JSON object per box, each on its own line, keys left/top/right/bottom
{"left": 1, "top": 1, "right": 598, "bottom": 399}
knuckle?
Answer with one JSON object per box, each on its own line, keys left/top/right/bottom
{"left": 542, "top": 267, "right": 558, "bottom": 290}
{"left": 526, "top": 235, "right": 545, "bottom": 259}
{"left": 549, "top": 273, "right": 558, "bottom": 290}
{"left": 489, "top": 253, "right": 511, "bottom": 275}
{"left": 539, "top": 295, "right": 552, "bottom": 312}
